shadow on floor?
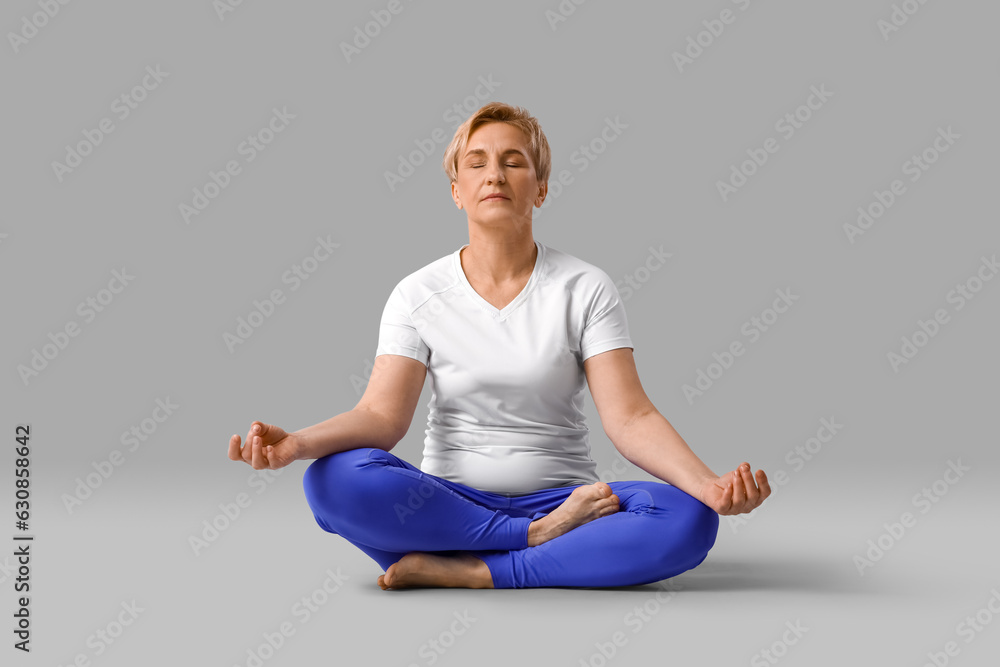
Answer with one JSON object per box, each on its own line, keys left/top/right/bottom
{"left": 582, "top": 555, "right": 896, "bottom": 595}
{"left": 355, "top": 555, "right": 923, "bottom": 597}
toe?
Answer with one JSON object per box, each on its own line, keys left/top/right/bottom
{"left": 593, "top": 482, "right": 613, "bottom": 497}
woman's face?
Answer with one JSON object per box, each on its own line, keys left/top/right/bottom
{"left": 451, "top": 122, "right": 547, "bottom": 227}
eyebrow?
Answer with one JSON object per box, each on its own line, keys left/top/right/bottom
{"left": 462, "top": 148, "right": 526, "bottom": 159}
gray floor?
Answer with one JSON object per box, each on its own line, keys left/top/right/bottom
{"left": 27, "top": 463, "right": 997, "bottom": 666}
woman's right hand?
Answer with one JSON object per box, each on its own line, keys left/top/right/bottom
{"left": 228, "top": 421, "right": 301, "bottom": 470}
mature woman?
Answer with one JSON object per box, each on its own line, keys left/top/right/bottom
{"left": 227, "top": 102, "right": 770, "bottom": 590}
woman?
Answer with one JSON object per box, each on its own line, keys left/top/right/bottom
{"left": 227, "top": 102, "right": 771, "bottom": 590}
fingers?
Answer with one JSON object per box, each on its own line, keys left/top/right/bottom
{"left": 725, "top": 463, "right": 771, "bottom": 515}
{"left": 756, "top": 469, "right": 772, "bottom": 503}
{"left": 233, "top": 422, "right": 271, "bottom": 469}
{"left": 731, "top": 465, "right": 747, "bottom": 507}
{"left": 228, "top": 434, "right": 242, "bottom": 461}
{"left": 251, "top": 434, "right": 264, "bottom": 469}
{"left": 241, "top": 422, "right": 259, "bottom": 464}
{"left": 250, "top": 434, "right": 275, "bottom": 470}
{"left": 715, "top": 479, "right": 734, "bottom": 514}
{"left": 739, "top": 462, "right": 760, "bottom": 506}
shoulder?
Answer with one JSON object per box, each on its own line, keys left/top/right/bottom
{"left": 385, "top": 248, "right": 461, "bottom": 313}
{"left": 541, "top": 243, "right": 617, "bottom": 293}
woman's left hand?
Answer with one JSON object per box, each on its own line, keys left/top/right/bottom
{"left": 699, "top": 462, "right": 771, "bottom": 515}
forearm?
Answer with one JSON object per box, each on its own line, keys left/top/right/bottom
{"left": 612, "top": 409, "right": 719, "bottom": 501}
{"left": 293, "top": 407, "right": 399, "bottom": 460}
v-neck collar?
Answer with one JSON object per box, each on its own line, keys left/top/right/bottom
{"left": 453, "top": 240, "right": 545, "bottom": 320}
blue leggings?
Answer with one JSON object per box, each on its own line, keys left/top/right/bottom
{"left": 301, "top": 447, "right": 719, "bottom": 589}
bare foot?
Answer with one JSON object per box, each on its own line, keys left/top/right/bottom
{"left": 377, "top": 552, "right": 494, "bottom": 590}
{"left": 527, "top": 482, "right": 619, "bottom": 547}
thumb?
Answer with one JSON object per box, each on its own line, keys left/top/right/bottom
{"left": 702, "top": 476, "right": 729, "bottom": 507}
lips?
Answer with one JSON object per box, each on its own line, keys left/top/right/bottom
{"left": 483, "top": 194, "right": 509, "bottom": 201}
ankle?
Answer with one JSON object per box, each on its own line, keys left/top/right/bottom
{"left": 527, "top": 518, "right": 551, "bottom": 547}
{"left": 527, "top": 519, "right": 540, "bottom": 547}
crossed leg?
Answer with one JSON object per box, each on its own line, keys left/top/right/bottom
{"left": 302, "top": 447, "right": 719, "bottom": 589}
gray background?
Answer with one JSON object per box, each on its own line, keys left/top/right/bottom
{"left": 2, "top": 1, "right": 998, "bottom": 665}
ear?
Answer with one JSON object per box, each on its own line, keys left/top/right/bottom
{"left": 534, "top": 181, "right": 548, "bottom": 208}
{"left": 451, "top": 180, "right": 463, "bottom": 210}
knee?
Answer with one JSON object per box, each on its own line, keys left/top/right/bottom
{"left": 683, "top": 498, "right": 720, "bottom": 557}
{"left": 302, "top": 447, "right": 384, "bottom": 512}
{"left": 650, "top": 487, "right": 719, "bottom": 567}
{"left": 666, "top": 494, "right": 719, "bottom": 577}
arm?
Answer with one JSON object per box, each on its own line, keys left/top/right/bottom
{"left": 583, "top": 348, "right": 770, "bottom": 514}
{"left": 293, "top": 407, "right": 403, "bottom": 460}
{"left": 229, "top": 353, "right": 427, "bottom": 470}
{"left": 296, "top": 353, "right": 427, "bottom": 460}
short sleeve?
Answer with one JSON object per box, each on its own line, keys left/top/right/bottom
{"left": 375, "top": 284, "right": 430, "bottom": 366}
{"left": 580, "top": 271, "right": 634, "bottom": 361}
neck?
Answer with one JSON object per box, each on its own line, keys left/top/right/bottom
{"left": 461, "top": 231, "right": 537, "bottom": 285}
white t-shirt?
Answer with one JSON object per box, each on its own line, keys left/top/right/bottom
{"left": 374, "top": 239, "right": 633, "bottom": 496}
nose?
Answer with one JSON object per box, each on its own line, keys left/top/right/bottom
{"left": 485, "top": 160, "right": 505, "bottom": 185}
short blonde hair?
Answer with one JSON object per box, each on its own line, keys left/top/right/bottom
{"left": 442, "top": 102, "right": 551, "bottom": 184}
